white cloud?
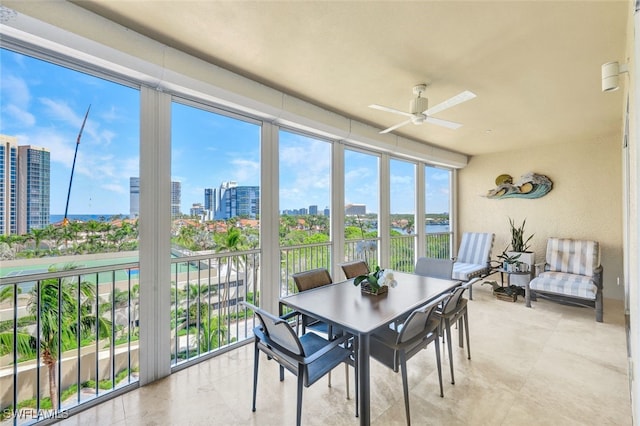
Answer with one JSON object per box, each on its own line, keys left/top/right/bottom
{"left": 101, "top": 183, "right": 126, "bottom": 194}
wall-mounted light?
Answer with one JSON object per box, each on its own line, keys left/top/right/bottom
{"left": 602, "top": 61, "right": 628, "bottom": 92}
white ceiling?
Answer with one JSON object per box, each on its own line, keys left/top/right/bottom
{"left": 30, "top": 1, "right": 635, "bottom": 156}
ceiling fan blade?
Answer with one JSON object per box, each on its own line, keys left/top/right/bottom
{"left": 380, "top": 119, "right": 412, "bottom": 134}
{"left": 424, "top": 90, "right": 476, "bottom": 116}
{"left": 425, "top": 116, "right": 463, "bottom": 129}
{"left": 369, "top": 104, "right": 413, "bottom": 118}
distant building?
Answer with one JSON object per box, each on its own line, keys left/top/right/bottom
{"left": 130, "top": 178, "right": 182, "bottom": 218}
{"left": 17, "top": 145, "right": 50, "bottom": 234}
{"left": 171, "top": 181, "right": 182, "bottom": 218}
{"left": 130, "top": 177, "right": 140, "bottom": 218}
{"left": 0, "top": 135, "right": 18, "bottom": 235}
{"left": 190, "top": 202, "right": 205, "bottom": 218}
{"left": 323, "top": 206, "right": 330, "bottom": 217}
{"left": 204, "top": 187, "right": 215, "bottom": 220}
{"left": 345, "top": 203, "right": 366, "bottom": 215}
{"left": 214, "top": 181, "right": 259, "bottom": 220}
{"left": 309, "top": 205, "right": 318, "bottom": 215}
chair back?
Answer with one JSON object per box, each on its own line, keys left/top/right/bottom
{"left": 440, "top": 285, "right": 467, "bottom": 316}
{"left": 341, "top": 260, "right": 370, "bottom": 279}
{"left": 545, "top": 238, "right": 600, "bottom": 277}
{"left": 397, "top": 301, "right": 441, "bottom": 345}
{"left": 414, "top": 257, "right": 454, "bottom": 279}
{"left": 457, "top": 232, "right": 494, "bottom": 266}
{"left": 251, "top": 304, "right": 305, "bottom": 356}
{"left": 292, "top": 268, "right": 333, "bottom": 292}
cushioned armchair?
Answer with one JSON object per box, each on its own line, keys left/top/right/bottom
{"left": 527, "top": 238, "right": 603, "bottom": 322}
{"left": 452, "top": 232, "right": 495, "bottom": 299}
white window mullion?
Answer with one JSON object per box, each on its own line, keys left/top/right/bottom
{"left": 416, "top": 164, "right": 426, "bottom": 259}
{"left": 332, "top": 142, "right": 345, "bottom": 279}
{"left": 379, "top": 153, "right": 391, "bottom": 268}
{"left": 138, "top": 87, "right": 171, "bottom": 384}
{"left": 260, "top": 122, "right": 280, "bottom": 314}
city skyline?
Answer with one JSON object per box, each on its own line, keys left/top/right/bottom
{"left": 1, "top": 49, "right": 451, "bottom": 219}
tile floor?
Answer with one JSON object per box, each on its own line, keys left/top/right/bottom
{"left": 60, "top": 282, "right": 632, "bottom": 425}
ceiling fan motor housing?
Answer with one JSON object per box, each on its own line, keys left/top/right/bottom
{"left": 410, "top": 96, "right": 428, "bottom": 114}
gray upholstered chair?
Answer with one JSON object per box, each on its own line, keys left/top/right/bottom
{"left": 340, "top": 260, "right": 370, "bottom": 279}
{"left": 452, "top": 232, "right": 495, "bottom": 299}
{"left": 369, "top": 293, "right": 449, "bottom": 425}
{"left": 245, "top": 302, "right": 353, "bottom": 426}
{"left": 415, "top": 257, "right": 454, "bottom": 279}
{"left": 527, "top": 238, "right": 603, "bottom": 322}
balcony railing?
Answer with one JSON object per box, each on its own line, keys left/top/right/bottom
{"left": 426, "top": 232, "right": 452, "bottom": 259}
{"left": 279, "top": 242, "right": 332, "bottom": 297}
{"left": 390, "top": 234, "right": 417, "bottom": 272}
{"left": 169, "top": 249, "right": 259, "bottom": 368}
{"left": 0, "top": 263, "right": 140, "bottom": 425}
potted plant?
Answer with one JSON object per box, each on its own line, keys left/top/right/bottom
{"left": 353, "top": 266, "right": 396, "bottom": 295}
{"left": 506, "top": 218, "right": 535, "bottom": 285}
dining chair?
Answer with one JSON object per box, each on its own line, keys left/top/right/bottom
{"left": 435, "top": 278, "right": 479, "bottom": 385}
{"left": 244, "top": 302, "right": 353, "bottom": 426}
{"left": 340, "top": 260, "right": 370, "bottom": 279}
{"left": 369, "top": 293, "right": 450, "bottom": 426}
{"left": 414, "top": 257, "right": 454, "bottom": 279}
{"left": 291, "top": 268, "right": 354, "bottom": 400}
{"left": 292, "top": 268, "right": 334, "bottom": 334}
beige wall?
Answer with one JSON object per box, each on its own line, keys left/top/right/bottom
{"left": 458, "top": 136, "right": 624, "bottom": 301}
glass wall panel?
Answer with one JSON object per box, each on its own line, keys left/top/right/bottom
{"left": 170, "top": 101, "right": 260, "bottom": 364}
{"left": 278, "top": 130, "right": 331, "bottom": 296}
{"left": 390, "top": 159, "right": 416, "bottom": 272}
{"left": 0, "top": 48, "right": 140, "bottom": 414}
{"left": 425, "top": 165, "right": 452, "bottom": 258}
{"left": 344, "top": 149, "right": 379, "bottom": 269}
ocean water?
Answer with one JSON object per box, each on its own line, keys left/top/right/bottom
{"left": 50, "top": 214, "right": 126, "bottom": 224}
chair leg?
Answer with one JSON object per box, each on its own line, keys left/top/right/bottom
{"left": 445, "top": 318, "right": 455, "bottom": 385}
{"left": 399, "top": 352, "right": 411, "bottom": 426}
{"left": 354, "top": 337, "right": 359, "bottom": 418}
{"left": 458, "top": 317, "right": 464, "bottom": 348}
{"left": 296, "top": 373, "right": 304, "bottom": 426}
{"left": 280, "top": 365, "right": 285, "bottom": 382}
{"left": 252, "top": 342, "right": 259, "bottom": 412}
{"left": 434, "top": 336, "right": 444, "bottom": 397}
{"left": 463, "top": 312, "right": 471, "bottom": 360}
{"left": 345, "top": 364, "right": 350, "bottom": 399}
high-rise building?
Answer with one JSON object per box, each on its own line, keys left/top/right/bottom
{"left": 214, "top": 181, "right": 259, "bottom": 220}
{"left": 0, "top": 135, "right": 18, "bottom": 235}
{"left": 204, "top": 188, "right": 215, "bottom": 220}
{"left": 323, "top": 206, "right": 330, "bottom": 217}
{"left": 130, "top": 178, "right": 182, "bottom": 218}
{"left": 17, "top": 145, "right": 50, "bottom": 234}
{"left": 309, "top": 205, "right": 318, "bottom": 215}
{"left": 171, "top": 181, "right": 181, "bottom": 218}
{"left": 130, "top": 177, "right": 140, "bottom": 218}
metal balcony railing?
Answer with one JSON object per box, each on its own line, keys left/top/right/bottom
{"left": 0, "top": 263, "right": 140, "bottom": 425}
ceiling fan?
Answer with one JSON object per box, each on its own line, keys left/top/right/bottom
{"left": 369, "top": 84, "right": 476, "bottom": 134}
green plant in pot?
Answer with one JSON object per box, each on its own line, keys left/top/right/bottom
{"left": 509, "top": 217, "right": 533, "bottom": 253}
{"left": 506, "top": 218, "right": 535, "bottom": 286}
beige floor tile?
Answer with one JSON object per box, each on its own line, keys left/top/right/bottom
{"left": 58, "top": 284, "right": 631, "bottom": 425}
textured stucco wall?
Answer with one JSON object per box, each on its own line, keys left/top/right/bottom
{"left": 458, "top": 137, "right": 624, "bottom": 300}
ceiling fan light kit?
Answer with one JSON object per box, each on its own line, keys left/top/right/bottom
{"left": 370, "top": 83, "right": 476, "bottom": 134}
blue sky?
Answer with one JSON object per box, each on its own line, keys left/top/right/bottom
{"left": 1, "top": 49, "right": 450, "bottom": 216}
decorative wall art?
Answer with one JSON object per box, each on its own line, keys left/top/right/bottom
{"left": 485, "top": 172, "right": 553, "bottom": 199}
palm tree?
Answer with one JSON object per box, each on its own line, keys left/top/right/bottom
{"left": 0, "top": 266, "right": 112, "bottom": 410}
{"left": 216, "top": 227, "right": 244, "bottom": 320}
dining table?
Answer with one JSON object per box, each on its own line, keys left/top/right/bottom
{"left": 279, "top": 270, "right": 461, "bottom": 425}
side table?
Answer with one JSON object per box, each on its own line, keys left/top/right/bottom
{"left": 497, "top": 268, "right": 532, "bottom": 304}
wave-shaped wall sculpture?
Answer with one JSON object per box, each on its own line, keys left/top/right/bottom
{"left": 485, "top": 172, "right": 553, "bottom": 199}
